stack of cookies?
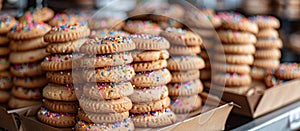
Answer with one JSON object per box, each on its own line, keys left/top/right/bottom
{"left": 0, "top": 16, "right": 16, "bottom": 104}
{"left": 75, "top": 35, "right": 135, "bottom": 130}
{"left": 37, "top": 23, "right": 90, "bottom": 127}
{"left": 123, "top": 21, "right": 162, "bottom": 36}
{"left": 212, "top": 13, "right": 257, "bottom": 94}
{"left": 160, "top": 28, "right": 205, "bottom": 115}
{"left": 7, "top": 21, "right": 51, "bottom": 109}
{"left": 129, "top": 34, "right": 177, "bottom": 128}
{"left": 250, "top": 16, "right": 282, "bottom": 81}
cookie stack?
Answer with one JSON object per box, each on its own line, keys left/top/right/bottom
{"left": 75, "top": 35, "right": 135, "bottom": 130}
{"left": 7, "top": 21, "right": 51, "bottom": 109}
{"left": 129, "top": 34, "right": 177, "bottom": 128}
{"left": 0, "top": 16, "right": 16, "bottom": 104}
{"left": 212, "top": 13, "right": 257, "bottom": 94}
{"left": 250, "top": 16, "right": 282, "bottom": 81}
{"left": 123, "top": 21, "right": 162, "bottom": 36}
{"left": 160, "top": 28, "right": 205, "bottom": 115}
{"left": 37, "top": 23, "right": 90, "bottom": 127}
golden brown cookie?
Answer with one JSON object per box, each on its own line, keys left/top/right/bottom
{"left": 43, "top": 83, "right": 77, "bottom": 101}
{"left": 218, "top": 30, "right": 257, "bottom": 44}
{"left": 41, "top": 54, "right": 82, "bottom": 71}
{"left": 78, "top": 109, "right": 129, "bottom": 124}
{"left": 46, "top": 38, "right": 86, "bottom": 54}
{"left": 160, "top": 27, "right": 203, "bottom": 46}
{"left": 167, "top": 56, "right": 205, "bottom": 71}
{"left": 255, "top": 37, "right": 283, "bottom": 49}
{"left": 75, "top": 118, "right": 134, "bottom": 131}
{"left": 275, "top": 63, "right": 300, "bottom": 80}
{"left": 168, "top": 45, "right": 201, "bottom": 55}
{"left": 214, "top": 44, "right": 255, "bottom": 55}
{"left": 9, "top": 37, "right": 48, "bottom": 51}
{"left": 9, "top": 48, "right": 49, "bottom": 64}
{"left": 212, "top": 73, "right": 252, "bottom": 87}
{"left": 7, "top": 22, "right": 51, "bottom": 40}
{"left": 253, "top": 59, "right": 280, "bottom": 69}
{"left": 11, "top": 86, "right": 42, "bottom": 100}
{"left": 123, "top": 21, "right": 162, "bottom": 35}
{"left": 221, "top": 17, "right": 258, "bottom": 34}
{"left": 132, "top": 60, "right": 167, "bottom": 72}
{"left": 129, "top": 85, "right": 169, "bottom": 103}
{"left": 214, "top": 53, "right": 254, "bottom": 65}
{"left": 130, "top": 34, "right": 170, "bottom": 50}
{"left": 212, "top": 63, "right": 251, "bottom": 74}
{"left": 48, "top": 13, "right": 79, "bottom": 26}
{"left": 250, "top": 67, "right": 267, "bottom": 80}
{"left": 43, "top": 99, "right": 78, "bottom": 113}
{"left": 46, "top": 71, "right": 74, "bottom": 84}
{"left": 131, "top": 68, "right": 171, "bottom": 87}
{"left": 130, "top": 97, "right": 170, "bottom": 114}
{"left": 170, "top": 95, "right": 202, "bottom": 114}
{"left": 37, "top": 107, "right": 76, "bottom": 128}
{"left": 19, "top": 7, "right": 54, "bottom": 22}
{"left": 249, "top": 15, "right": 280, "bottom": 29}
{"left": 88, "top": 17, "right": 125, "bottom": 30}
{"left": 170, "top": 70, "right": 200, "bottom": 83}
{"left": 0, "top": 16, "right": 17, "bottom": 34}
{"left": 10, "top": 62, "right": 44, "bottom": 77}
{"left": 168, "top": 79, "right": 203, "bottom": 97}
{"left": 254, "top": 48, "right": 281, "bottom": 59}
{"left": 256, "top": 28, "right": 279, "bottom": 38}
{"left": 13, "top": 76, "right": 47, "bottom": 88}
{"left": 132, "top": 50, "right": 169, "bottom": 62}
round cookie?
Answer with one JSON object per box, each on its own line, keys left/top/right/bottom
{"left": 132, "top": 50, "right": 169, "bottom": 62}
{"left": 83, "top": 65, "right": 135, "bottom": 83}
{"left": 20, "top": 7, "right": 54, "bottom": 22}
{"left": 256, "top": 28, "right": 279, "bottom": 38}
{"left": 132, "top": 59, "right": 167, "bottom": 72}
{"left": 212, "top": 63, "right": 251, "bottom": 74}
{"left": 41, "top": 53, "right": 82, "bottom": 71}
{"left": 10, "top": 62, "right": 44, "bottom": 77}
{"left": 0, "top": 91, "right": 10, "bottom": 103}
{"left": 168, "top": 45, "right": 201, "bottom": 55}
{"left": 0, "top": 57, "right": 10, "bottom": 71}
{"left": 160, "top": 27, "right": 203, "bottom": 46}
{"left": 0, "top": 36, "right": 9, "bottom": 45}
{"left": 43, "top": 83, "right": 77, "bottom": 101}
{"left": 212, "top": 73, "right": 252, "bottom": 87}
{"left": 46, "top": 38, "right": 86, "bottom": 53}
{"left": 9, "top": 37, "right": 48, "bottom": 51}
{"left": 214, "top": 54, "right": 254, "bottom": 65}
{"left": 8, "top": 96, "right": 41, "bottom": 109}
{"left": 170, "top": 95, "right": 202, "bottom": 114}
{"left": 249, "top": 15, "right": 280, "bottom": 29}
{"left": 78, "top": 109, "right": 129, "bottom": 124}
{"left": 255, "top": 38, "right": 283, "bottom": 49}
{"left": 80, "top": 36, "right": 135, "bottom": 55}
{"left": 170, "top": 70, "right": 200, "bottom": 83}
{"left": 0, "top": 15, "right": 17, "bottom": 34}
{"left": 131, "top": 68, "right": 171, "bottom": 87}
{"left": 275, "top": 63, "right": 300, "bottom": 80}
{"left": 11, "top": 87, "right": 42, "bottom": 100}
{"left": 131, "top": 108, "right": 176, "bottom": 128}
{"left": 214, "top": 44, "right": 255, "bottom": 55}
{"left": 37, "top": 107, "right": 75, "bottom": 128}
{"left": 130, "top": 34, "right": 170, "bottom": 50}
{"left": 221, "top": 17, "right": 258, "bottom": 34}
{"left": 43, "top": 99, "right": 78, "bottom": 113}
{"left": 75, "top": 118, "right": 134, "bottom": 131}
{"left": 0, "top": 71, "right": 12, "bottom": 90}
{"left": 48, "top": 13, "right": 79, "bottom": 26}
{"left": 253, "top": 59, "right": 280, "bottom": 69}
{"left": 218, "top": 30, "right": 257, "bottom": 44}
{"left": 123, "top": 21, "right": 162, "bottom": 36}
{"left": 158, "top": 19, "right": 183, "bottom": 30}
{"left": 13, "top": 76, "right": 47, "bottom": 88}
{"left": 167, "top": 56, "right": 205, "bottom": 71}
{"left": 9, "top": 48, "right": 49, "bottom": 64}
{"left": 168, "top": 79, "right": 203, "bottom": 97}
{"left": 83, "top": 82, "right": 134, "bottom": 100}
{"left": 0, "top": 47, "right": 10, "bottom": 56}
{"left": 184, "top": 10, "right": 221, "bottom": 28}
{"left": 44, "top": 24, "right": 90, "bottom": 43}
{"left": 254, "top": 48, "right": 281, "bottom": 59}
{"left": 130, "top": 97, "right": 170, "bottom": 114}
{"left": 7, "top": 22, "right": 51, "bottom": 40}
{"left": 251, "top": 67, "right": 267, "bottom": 80}
{"left": 129, "top": 85, "right": 168, "bottom": 103}
{"left": 79, "top": 97, "right": 132, "bottom": 113}
{"left": 46, "top": 71, "right": 74, "bottom": 84}
{"left": 90, "top": 30, "right": 129, "bottom": 38}
{"left": 88, "top": 17, "right": 125, "bottom": 30}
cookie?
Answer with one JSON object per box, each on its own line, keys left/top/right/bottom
{"left": 0, "top": 47, "right": 10, "bottom": 56}
{"left": 221, "top": 17, "right": 258, "bottom": 34}
{"left": 160, "top": 27, "right": 203, "bottom": 46}
{"left": 214, "top": 54, "right": 254, "bottom": 65}
{"left": 0, "top": 91, "right": 10, "bottom": 103}
{"left": 46, "top": 38, "right": 86, "bottom": 54}
{"left": 76, "top": 52, "right": 133, "bottom": 68}
{"left": 9, "top": 48, "right": 49, "bottom": 64}
{"left": 184, "top": 10, "right": 222, "bottom": 28}
{"left": 200, "top": 69, "right": 211, "bottom": 81}
{"left": 90, "top": 30, "right": 129, "bottom": 38}
{"left": 130, "top": 34, "right": 170, "bottom": 50}
{"left": 88, "top": 17, "right": 125, "bottom": 30}
{"left": 7, "top": 22, "right": 51, "bottom": 40}
{"left": 8, "top": 96, "right": 41, "bottom": 109}
{"left": 43, "top": 83, "right": 78, "bottom": 101}
{"left": 253, "top": 59, "right": 280, "bottom": 69}
{"left": 42, "top": 53, "right": 82, "bottom": 71}
{"left": 255, "top": 38, "right": 283, "bottom": 49}
{"left": 167, "top": 56, "right": 205, "bottom": 71}
{"left": 0, "top": 36, "right": 9, "bottom": 45}
{"left": 83, "top": 82, "right": 134, "bottom": 100}
{"left": 37, "top": 107, "right": 76, "bottom": 127}
{"left": 80, "top": 36, "right": 136, "bottom": 55}
{"left": 79, "top": 97, "right": 132, "bottom": 113}
{"left": 0, "top": 71, "right": 12, "bottom": 90}
{"left": 168, "top": 79, "right": 203, "bottom": 97}
{"left": 43, "top": 99, "right": 78, "bottom": 113}
{"left": 46, "top": 71, "right": 74, "bottom": 84}
{"left": 254, "top": 48, "right": 281, "bottom": 59}
{"left": 20, "top": 7, "right": 54, "bottom": 22}
{"left": 168, "top": 45, "right": 201, "bottom": 55}
{"left": 48, "top": 13, "right": 79, "bottom": 26}
{"left": 158, "top": 19, "right": 183, "bottom": 30}
{"left": 44, "top": 24, "right": 90, "bottom": 43}
{"left": 78, "top": 109, "right": 129, "bottom": 124}
{"left": 131, "top": 108, "right": 176, "bottom": 128}
{"left": 13, "top": 76, "right": 47, "bottom": 88}
{"left": 75, "top": 118, "right": 134, "bottom": 131}
{"left": 123, "top": 21, "right": 162, "bottom": 36}
{"left": 132, "top": 50, "right": 169, "bottom": 62}
{"left": 149, "top": 4, "right": 184, "bottom": 22}
{"left": 218, "top": 30, "right": 257, "bottom": 44}
{"left": 10, "top": 62, "right": 44, "bottom": 77}
{"left": 11, "top": 86, "right": 41, "bottom": 100}
{"left": 251, "top": 67, "right": 267, "bottom": 80}
{"left": 212, "top": 73, "right": 252, "bottom": 87}
{"left": 132, "top": 60, "right": 167, "bottom": 72}
{"left": 131, "top": 68, "right": 171, "bottom": 87}
{"left": 264, "top": 74, "right": 283, "bottom": 88}
{"left": 0, "top": 15, "right": 17, "bottom": 34}
{"left": 249, "top": 15, "right": 280, "bottom": 29}
{"left": 130, "top": 97, "right": 170, "bottom": 114}
{"left": 212, "top": 63, "right": 251, "bottom": 74}
{"left": 170, "top": 70, "right": 200, "bottom": 83}
{"left": 9, "top": 37, "right": 48, "bottom": 52}
{"left": 0, "top": 57, "right": 9, "bottom": 71}
{"left": 256, "top": 28, "right": 279, "bottom": 38}
{"left": 275, "top": 63, "right": 300, "bottom": 80}
{"left": 170, "top": 95, "right": 202, "bottom": 114}
{"left": 129, "top": 85, "right": 168, "bottom": 103}
{"left": 214, "top": 44, "right": 255, "bottom": 55}
{"left": 83, "top": 65, "right": 135, "bottom": 83}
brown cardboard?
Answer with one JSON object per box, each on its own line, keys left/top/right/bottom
{"left": 20, "top": 116, "right": 72, "bottom": 131}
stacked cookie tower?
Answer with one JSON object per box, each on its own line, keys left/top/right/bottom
{"left": 160, "top": 28, "right": 205, "bottom": 115}
{"left": 0, "top": 16, "right": 15, "bottom": 104}
{"left": 7, "top": 21, "right": 51, "bottom": 109}
{"left": 129, "top": 34, "right": 177, "bottom": 128}
{"left": 37, "top": 23, "right": 90, "bottom": 127}
{"left": 250, "top": 16, "right": 282, "bottom": 81}
{"left": 212, "top": 13, "right": 257, "bottom": 94}
{"left": 75, "top": 35, "right": 135, "bottom": 130}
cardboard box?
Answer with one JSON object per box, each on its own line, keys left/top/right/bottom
{"left": 213, "top": 79, "right": 300, "bottom": 118}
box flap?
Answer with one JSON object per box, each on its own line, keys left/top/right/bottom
{"left": 20, "top": 116, "right": 72, "bottom": 131}
{"left": 253, "top": 79, "right": 300, "bottom": 118}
